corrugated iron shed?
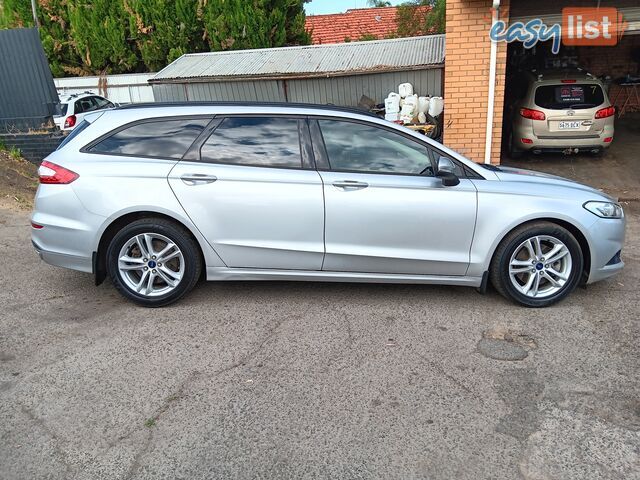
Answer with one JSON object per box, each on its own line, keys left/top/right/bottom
{"left": 0, "top": 28, "right": 59, "bottom": 130}
{"left": 151, "top": 34, "right": 445, "bottom": 83}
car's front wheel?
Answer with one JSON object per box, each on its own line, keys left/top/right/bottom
{"left": 490, "top": 221, "right": 584, "bottom": 307}
{"left": 106, "top": 218, "right": 202, "bottom": 307}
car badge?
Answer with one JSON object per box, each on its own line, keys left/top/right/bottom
{"left": 567, "top": 110, "right": 575, "bottom": 116}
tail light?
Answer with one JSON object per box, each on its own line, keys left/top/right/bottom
{"left": 520, "top": 108, "right": 546, "bottom": 121}
{"left": 595, "top": 106, "right": 615, "bottom": 119}
{"left": 64, "top": 115, "right": 76, "bottom": 128}
{"left": 38, "top": 161, "right": 79, "bottom": 184}
{"left": 604, "top": 136, "right": 613, "bottom": 143}
{"left": 521, "top": 138, "right": 533, "bottom": 144}
{"left": 561, "top": 79, "right": 577, "bottom": 83}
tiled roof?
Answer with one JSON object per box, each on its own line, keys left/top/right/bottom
{"left": 305, "top": 6, "right": 430, "bottom": 45}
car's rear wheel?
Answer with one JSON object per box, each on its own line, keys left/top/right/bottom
{"left": 490, "top": 221, "right": 583, "bottom": 307}
{"left": 106, "top": 218, "right": 202, "bottom": 307}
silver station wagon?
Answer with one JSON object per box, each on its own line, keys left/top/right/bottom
{"left": 32, "top": 103, "right": 625, "bottom": 307}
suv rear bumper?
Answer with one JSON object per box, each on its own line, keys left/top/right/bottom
{"left": 513, "top": 122, "right": 614, "bottom": 153}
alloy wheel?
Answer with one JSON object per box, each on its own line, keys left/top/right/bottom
{"left": 508, "top": 235, "right": 572, "bottom": 299}
{"left": 117, "top": 233, "right": 184, "bottom": 297}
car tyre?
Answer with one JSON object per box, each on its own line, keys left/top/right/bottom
{"left": 106, "top": 218, "right": 202, "bottom": 307}
{"left": 490, "top": 221, "right": 584, "bottom": 307}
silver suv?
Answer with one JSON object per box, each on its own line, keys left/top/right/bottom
{"left": 32, "top": 103, "right": 625, "bottom": 307}
{"left": 509, "top": 70, "right": 615, "bottom": 158}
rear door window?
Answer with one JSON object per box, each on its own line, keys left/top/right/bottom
{"left": 88, "top": 118, "right": 210, "bottom": 159}
{"left": 534, "top": 84, "right": 605, "bottom": 110}
{"left": 200, "top": 117, "right": 302, "bottom": 168}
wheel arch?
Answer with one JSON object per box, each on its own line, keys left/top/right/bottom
{"left": 93, "top": 211, "right": 209, "bottom": 286}
{"left": 489, "top": 217, "right": 591, "bottom": 284}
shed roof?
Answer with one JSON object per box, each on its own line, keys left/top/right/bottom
{"left": 150, "top": 34, "right": 445, "bottom": 83}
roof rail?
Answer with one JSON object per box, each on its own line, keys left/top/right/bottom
{"left": 115, "top": 101, "right": 380, "bottom": 118}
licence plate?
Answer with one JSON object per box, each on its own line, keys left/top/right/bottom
{"left": 558, "top": 121, "right": 581, "bottom": 130}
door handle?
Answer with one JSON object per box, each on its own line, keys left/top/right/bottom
{"left": 333, "top": 180, "right": 368, "bottom": 190}
{"left": 180, "top": 173, "right": 217, "bottom": 185}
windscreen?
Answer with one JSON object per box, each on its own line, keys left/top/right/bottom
{"left": 534, "top": 84, "right": 605, "bottom": 110}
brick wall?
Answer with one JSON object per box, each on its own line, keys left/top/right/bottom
{"left": 444, "top": 0, "right": 510, "bottom": 164}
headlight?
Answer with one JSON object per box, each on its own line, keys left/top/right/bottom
{"left": 583, "top": 201, "right": 623, "bottom": 218}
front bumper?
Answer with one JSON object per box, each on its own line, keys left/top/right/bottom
{"left": 586, "top": 215, "right": 626, "bottom": 284}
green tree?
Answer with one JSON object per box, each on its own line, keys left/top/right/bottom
{"left": 67, "top": 0, "right": 139, "bottom": 74}
{"left": 202, "top": 0, "right": 310, "bottom": 51}
{"left": 0, "top": 0, "right": 312, "bottom": 75}
{"left": 367, "top": 0, "right": 392, "bottom": 7}
{"left": 396, "top": 0, "right": 445, "bottom": 37}
{"left": 125, "top": 0, "right": 207, "bottom": 72}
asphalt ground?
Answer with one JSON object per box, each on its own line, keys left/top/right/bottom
{"left": 0, "top": 203, "right": 638, "bottom": 479}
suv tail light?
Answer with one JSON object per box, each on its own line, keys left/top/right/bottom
{"left": 595, "top": 106, "right": 615, "bottom": 119}
{"left": 38, "top": 161, "right": 79, "bottom": 184}
{"left": 561, "top": 79, "right": 577, "bottom": 83}
{"left": 64, "top": 115, "right": 76, "bottom": 128}
{"left": 520, "top": 108, "right": 546, "bottom": 121}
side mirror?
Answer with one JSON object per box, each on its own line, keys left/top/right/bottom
{"left": 437, "top": 155, "right": 456, "bottom": 174}
{"left": 436, "top": 170, "right": 460, "bottom": 187}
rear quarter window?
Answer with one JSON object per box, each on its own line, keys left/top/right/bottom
{"left": 534, "top": 84, "right": 605, "bottom": 110}
{"left": 88, "top": 118, "right": 210, "bottom": 159}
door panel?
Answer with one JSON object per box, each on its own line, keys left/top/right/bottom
{"left": 319, "top": 171, "right": 477, "bottom": 275}
{"left": 169, "top": 162, "right": 325, "bottom": 270}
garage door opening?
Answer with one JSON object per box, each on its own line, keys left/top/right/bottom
{"left": 500, "top": 33, "right": 640, "bottom": 199}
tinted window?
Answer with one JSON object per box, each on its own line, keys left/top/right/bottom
{"left": 93, "top": 96, "right": 112, "bottom": 109}
{"left": 90, "top": 118, "right": 209, "bottom": 158}
{"left": 535, "top": 84, "right": 605, "bottom": 110}
{"left": 318, "top": 120, "right": 433, "bottom": 175}
{"left": 59, "top": 104, "right": 68, "bottom": 116}
{"left": 75, "top": 97, "right": 97, "bottom": 114}
{"left": 200, "top": 117, "right": 302, "bottom": 168}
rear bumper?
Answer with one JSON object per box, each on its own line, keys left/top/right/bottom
{"left": 31, "top": 184, "right": 105, "bottom": 274}
{"left": 32, "top": 239, "right": 92, "bottom": 273}
{"left": 513, "top": 122, "right": 614, "bottom": 152}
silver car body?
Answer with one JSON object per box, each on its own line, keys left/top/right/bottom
{"left": 32, "top": 104, "right": 625, "bottom": 289}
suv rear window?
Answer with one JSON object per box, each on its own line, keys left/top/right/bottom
{"left": 89, "top": 118, "right": 210, "bottom": 159}
{"left": 534, "top": 84, "right": 605, "bottom": 110}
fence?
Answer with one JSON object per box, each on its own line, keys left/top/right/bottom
{"left": 54, "top": 73, "right": 155, "bottom": 104}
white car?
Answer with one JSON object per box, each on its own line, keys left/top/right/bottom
{"left": 54, "top": 92, "right": 116, "bottom": 131}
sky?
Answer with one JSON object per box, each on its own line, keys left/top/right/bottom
{"left": 305, "top": 0, "right": 406, "bottom": 16}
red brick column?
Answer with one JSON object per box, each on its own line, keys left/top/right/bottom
{"left": 444, "top": 0, "right": 510, "bottom": 164}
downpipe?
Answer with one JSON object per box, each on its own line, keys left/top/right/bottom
{"left": 484, "top": 0, "right": 501, "bottom": 165}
